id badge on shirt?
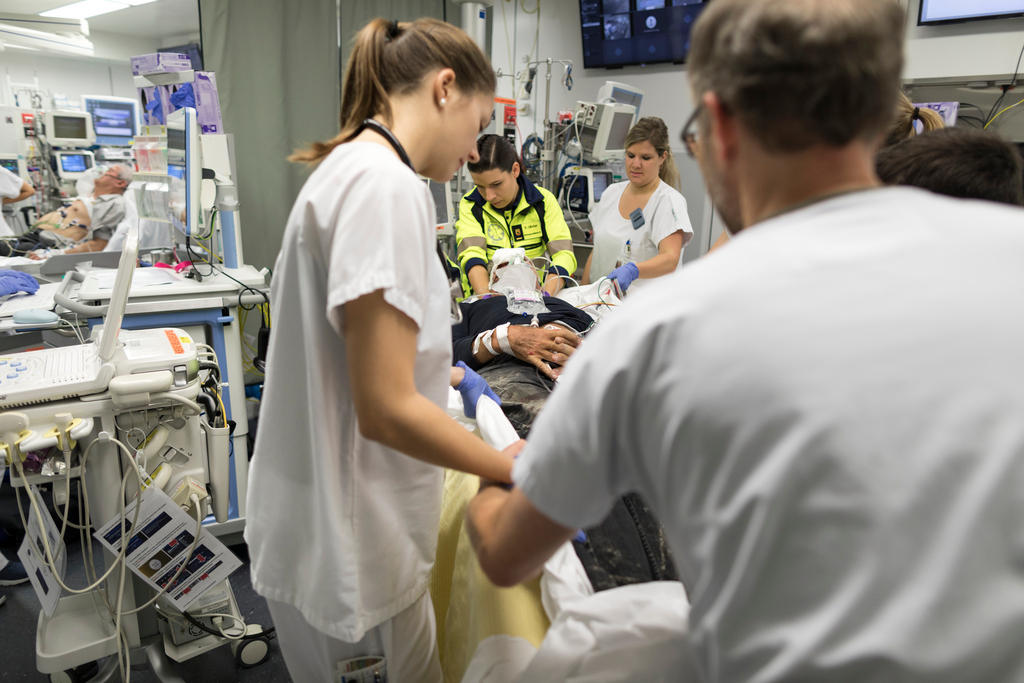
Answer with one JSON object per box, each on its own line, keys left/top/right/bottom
{"left": 629, "top": 208, "right": 645, "bottom": 231}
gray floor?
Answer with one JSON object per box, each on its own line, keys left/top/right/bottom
{"left": 2, "top": 532, "right": 292, "bottom": 682}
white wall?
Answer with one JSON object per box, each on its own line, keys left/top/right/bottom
{"left": 904, "top": 8, "right": 1024, "bottom": 82}
{"left": 1, "top": 29, "right": 159, "bottom": 108}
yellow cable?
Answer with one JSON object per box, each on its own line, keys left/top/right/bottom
{"left": 985, "top": 95, "right": 1024, "bottom": 129}
{"left": 215, "top": 388, "right": 228, "bottom": 426}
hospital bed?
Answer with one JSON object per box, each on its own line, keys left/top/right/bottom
{"left": 433, "top": 389, "right": 698, "bottom": 683}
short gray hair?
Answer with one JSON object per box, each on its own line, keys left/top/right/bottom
{"left": 688, "top": 0, "right": 906, "bottom": 152}
{"left": 107, "top": 163, "right": 134, "bottom": 184}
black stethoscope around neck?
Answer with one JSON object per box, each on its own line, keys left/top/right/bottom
{"left": 356, "top": 118, "right": 414, "bottom": 172}
{"left": 356, "top": 118, "right": 464, "bottom": 321}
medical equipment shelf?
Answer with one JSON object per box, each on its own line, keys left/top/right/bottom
{"left": 36, "top": 592, "right": 120, "bottom": 674}
{"left": 160, "top": 580, "right": 243, "bottom": 663}
{"left": 56, "top": 266, "right": 269, "bottom": 532}
{"left": 133, "top": 71, "right": 195, "bottom": 88}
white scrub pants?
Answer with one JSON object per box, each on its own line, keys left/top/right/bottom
{"left": 266, "top": 590, "right": 442, "bottom": 683}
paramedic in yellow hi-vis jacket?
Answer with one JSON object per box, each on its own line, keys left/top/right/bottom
{"left": 456, "top": 134, "right": 577, "bottom": 297}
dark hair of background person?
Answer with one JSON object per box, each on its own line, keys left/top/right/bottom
{"left": 624, "top": 116, "right": 681, "bottom": 190}
{"left": 467, "top": 134, "right": 521, "bottom": 174}
{"left": 876, "top": 127, "right": 1024, "bottom": 206}
{"left": 687, "top": 0, "right": 906, "bottom": 153}
{"left": 291, "top": 18, "right": 496, "bottom": 165}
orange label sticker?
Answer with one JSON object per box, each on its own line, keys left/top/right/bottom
{"left": 164, "top": 329, "right": 184, "bottom": 354}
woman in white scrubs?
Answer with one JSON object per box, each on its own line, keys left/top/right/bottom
{"left": 583, "top": 117, "right": 694, "bottom": 294}
{"left": 244, "top": 18, "right": 517, "bottom": 682}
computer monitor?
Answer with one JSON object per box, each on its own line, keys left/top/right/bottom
{"left": 0, "top": 156, "right": 19, "bottom": 175}
{"left": 596, "top": 81, "right": 644, "bottom": 117}
{"left": 166, "top": 107, "right": 200, "bottom": 237}
{"left": 575, "top": 101, "right": 636, "bottom": 163}
{"left": 562, "top": 166, "right": 614, "bottom": 213}
{"left": 82, "top": 95, "right": 140, "bottom": 147}
{"left": 43, "top": 110, "right": 95, "bottom": 148}
{"left": 55, "top": 150, "right": 94, "bottom": 180}
{"left": 422, "top": 177, "right": 453, "bottom": 231}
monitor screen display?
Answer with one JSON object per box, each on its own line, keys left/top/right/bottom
{"left": 60, "top": 154, "right": 89, "bottom": 173}
{"left": 579, "top": 0, "right": 709, "bottom": 68}
{"left": 606, "top": 110, "right": 634, "bottom": 151}
{"left": 52, "top": 115, "right": 88, "bottom": 140}
{"left": 592, "top": 171, "right": 613, "bottom": 201}
{"left": 84, "top": 98, "right": 137, "bottom": 146}
{"left": 0, "top": 159, "right": 17, "bottom": 175}
{"left": 920, "top": 0, "right": 1024, "bottom": 23}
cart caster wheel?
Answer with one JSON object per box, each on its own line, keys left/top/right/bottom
{"left": 233, "top": 636, "right": 270, "bottom": 668}
{"left": 50, "top": 661, "right": 99, "bottom": 683}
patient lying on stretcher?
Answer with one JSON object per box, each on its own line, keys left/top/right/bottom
{"left": 0, "top": 164, "right": 131, "bottom": 258}
{"left": 448, "top": 264, "right": 679, "bottom": 594}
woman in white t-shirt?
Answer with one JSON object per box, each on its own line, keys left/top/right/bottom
{"left": 244, "top": 18, "right": 519, "bottom": 683}
{"left": 583, "top": 117, "right": 694, "bottom": 294}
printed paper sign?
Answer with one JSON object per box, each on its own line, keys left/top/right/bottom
{"left": 18, "top": 485, "right": 67, "bottom": 617}
{"left": 94, "top": 487, "right": 241, "bottom": 610}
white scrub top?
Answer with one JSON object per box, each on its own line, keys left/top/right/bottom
{"left": 245, "top": 142, "right": 451, "bottom": 642}
{"left": 0, "top": 166, "right": 24, "bottom": 236}
{"left": 588, "top": 179, "right": 693, "bottom": 293}
{"left": 515, "top": 187, "right": 1024, "bottom": 681}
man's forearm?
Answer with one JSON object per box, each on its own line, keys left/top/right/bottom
{"left": 65, "top": 239, "right": 107, "bottom": 254}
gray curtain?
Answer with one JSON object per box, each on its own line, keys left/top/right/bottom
{"left": 339, "top": 1, "right": 455, "bottom": 65}
{"left": 199, "top": 0, "right": 340, "bottom": 270}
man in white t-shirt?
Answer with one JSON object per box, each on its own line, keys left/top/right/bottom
{"left": 0, "top": 165, "right": 34, "bottom": 237}
{"left": 466, "top": 1, "right": 1024, "bottom": 681}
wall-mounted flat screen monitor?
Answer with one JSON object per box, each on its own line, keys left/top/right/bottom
{"left": 579, "top": 0, "right": 709, "bottom": 68}
{"left": 0, "top": 158, "right": 18, "bottom": 175}
{"left": 919, "top": 0, "right": 1024, "bottom": 24}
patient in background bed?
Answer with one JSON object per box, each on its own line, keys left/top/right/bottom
{"left": 0, "top": 164, "right": 132, "bottom": 258}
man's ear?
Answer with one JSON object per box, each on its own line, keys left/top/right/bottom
{"left": 704, "top": 91, "right": 738, "bottom": 167}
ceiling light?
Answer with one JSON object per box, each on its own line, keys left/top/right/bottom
{"left": 123, "top": 0, "right": 159, "bottom": 5}
{"left": 40, "top": 1, "right": 129, "bottom": 20}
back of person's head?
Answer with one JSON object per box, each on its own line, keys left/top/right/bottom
{"left": 882, "top": 92, "right": 945, "bottom": 149}
{"left": 625, "top": 116, "right": 680, "bottom": 190}
{"left": 468, "top": 134, "right": 520, "bottom": 174}
{"left": 292, "top": 18, "right": 495, "bottom": 164}
{"left": 688, "top": 0, "right": 905, "bottom": 153}
{"left": 876, "top": 127, "right": 1024, "bottom": 206}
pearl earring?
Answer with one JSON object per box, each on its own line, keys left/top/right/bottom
{"left": 440, "top": 97, "right": 447, "bottom": 106}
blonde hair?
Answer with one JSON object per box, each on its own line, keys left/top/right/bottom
{"left": 624, "top": 116, "right": 680, "bottom": 190}
{"left": 291, "top": 18, "right": 495, "bottom": 165}
{"left": 882, "top": 91, "right": 945, "bottom": 148}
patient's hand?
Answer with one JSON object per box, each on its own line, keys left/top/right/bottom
{"left": 507, "top": 324, "right": 580, "bottom": 380}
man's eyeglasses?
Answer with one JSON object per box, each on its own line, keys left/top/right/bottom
{"left": 680, "top": 103, "right": 703, "bottom": 159}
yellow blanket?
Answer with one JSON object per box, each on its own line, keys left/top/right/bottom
{"left": 430, "top": 469, "right": 550, "bottom": 683}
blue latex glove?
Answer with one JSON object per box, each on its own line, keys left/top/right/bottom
{"left": 169, "top": 83, "right": 195, "bottom": 109}
{"left": 607, "top": 262, "right": 639, "bottom": 292}
{"left": 455, "top": 360, "right": 501, "bottom": 419}
{"left": 0, "top": 270, "right": 39, "bottom": 297}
